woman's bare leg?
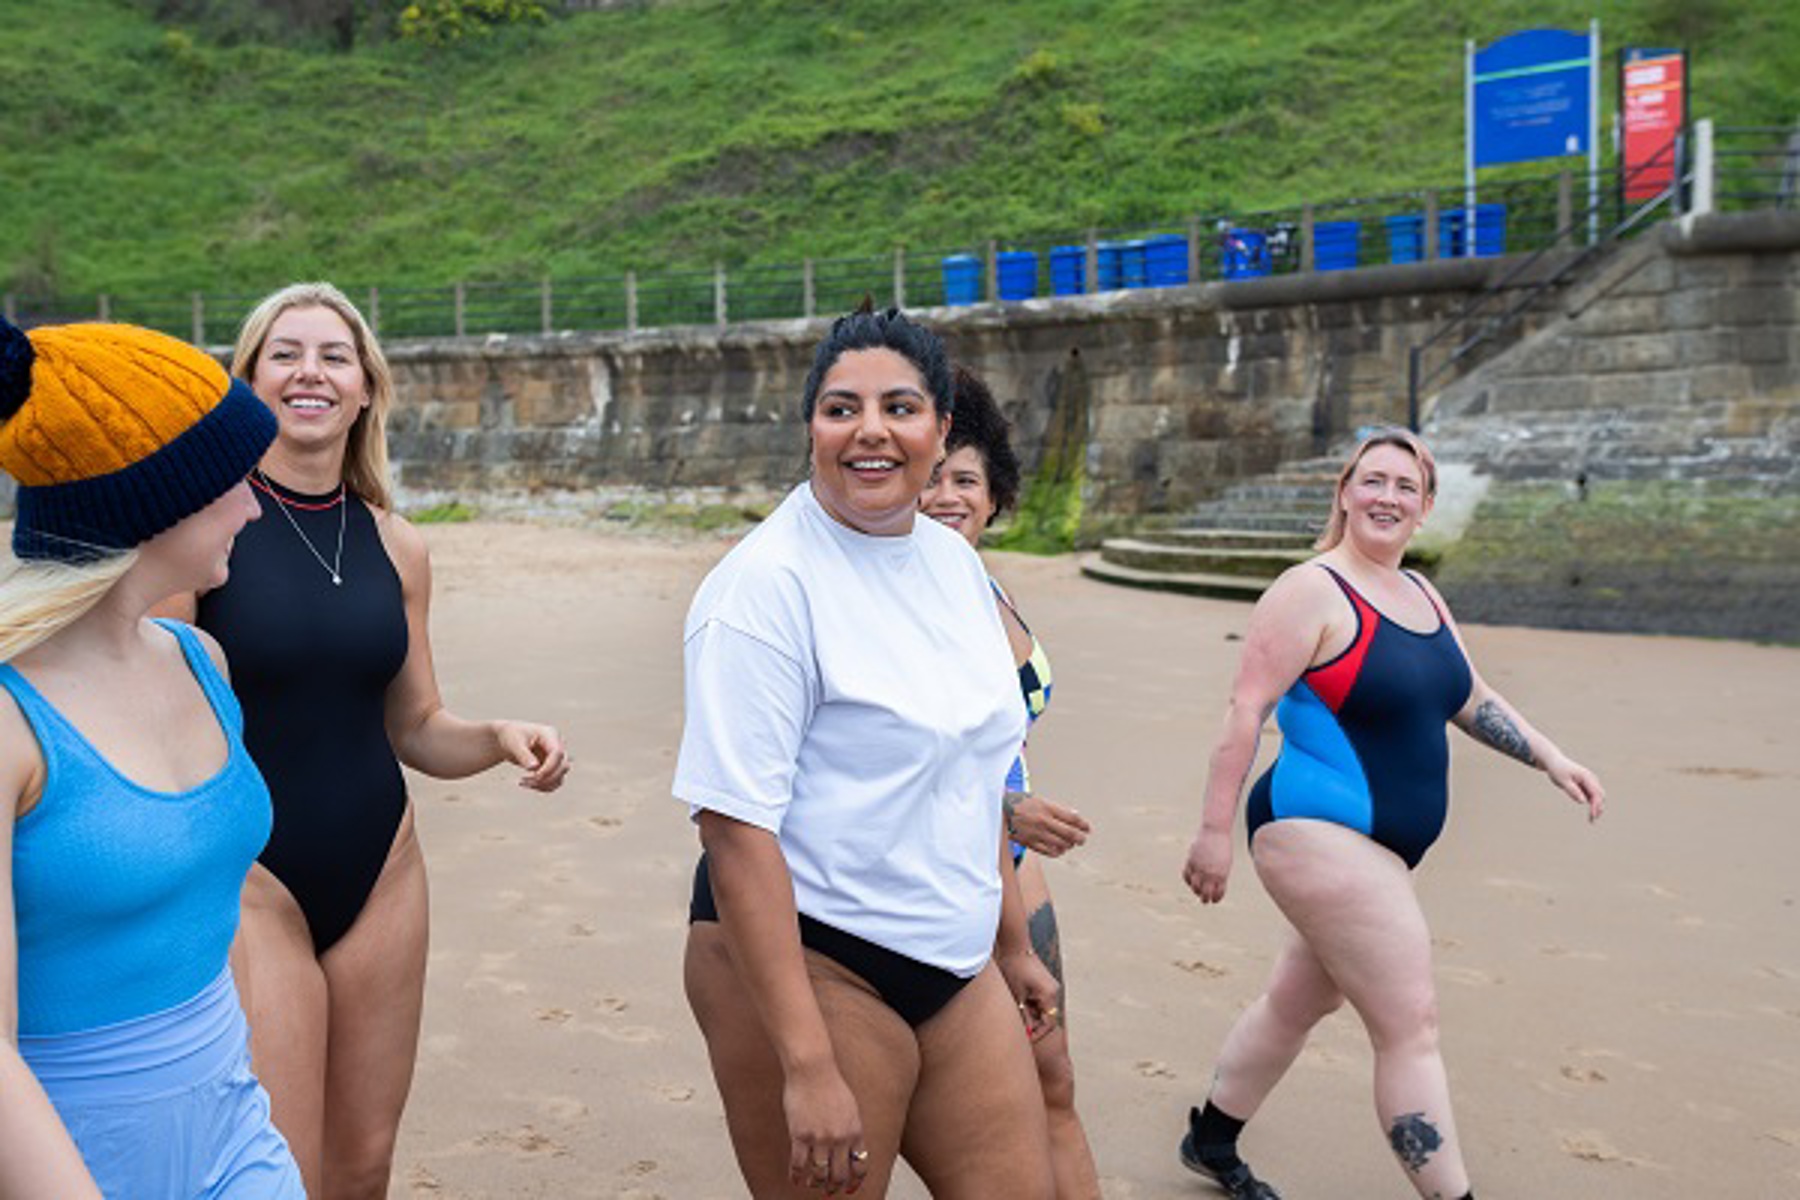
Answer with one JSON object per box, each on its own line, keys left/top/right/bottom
{"left": 1206, "top": 930, "right": 1345, "bottom": 1120}
{"left": 317, "top": 808, "right": 430, "bottom": 1200}
{"left": 234, "top": 865, "right": 329, "bottom": 1197}
{"left": 902, "top": 964, "right": 1055, "bottom": 1200}
{"left": 685, "top": 922, "right": 919, "bottom": 1198}
{"left": 1016, "top": 855, "right": 1100, "bottom": 1200}
{"left": 1253, "top": 821, "right": 1470, "bottom": 1199}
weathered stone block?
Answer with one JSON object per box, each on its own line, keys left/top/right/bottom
{"left": 1578, "top": 295, "right": 1664, "bottom": 336}
{"left": 1589, "top": 372, "right": 1690, "bottom": 409}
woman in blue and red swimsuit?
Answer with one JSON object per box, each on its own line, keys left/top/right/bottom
{"left": 1178, "top": 428, "right": 1605, "bottom": 1200}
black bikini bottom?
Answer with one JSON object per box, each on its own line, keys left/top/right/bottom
{"left": 689, "top": 854, "right": 973, "bottom": 1028}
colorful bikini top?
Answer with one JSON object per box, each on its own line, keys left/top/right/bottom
{"left": 990, "top": 578, "right": 1052, "bottom": 722}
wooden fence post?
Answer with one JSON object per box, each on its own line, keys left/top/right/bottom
{"left": 714, "top": 262, "right": 727, "bottom": 328}
{"left": 1300, "top": 204, "right": 1316, "bottom": 273}
{"left": 540, "top": 276, "right": 553, "bottom": 335}
{"left": 191, "top": 292, "right": 205, "bottom": 345}
{"left": 368, "top": 287, "right": 380, "bottom": 336}
{"left": 985, "top": 239, "right": 998, "bottom": 303}
{"left": 802, "top": 259, "right": 815, "bottom": 319}
{"left": 626, "top": 271, "right": 638, "bottom": 333}
{"left": 893, "top": 245, "right": 906, "bottom": 309}
{"left": 453, "top": 281, "right": 466, "bottom": 337}
{"left": 1085, "top": 229, "right": 1099, "bottom": 294}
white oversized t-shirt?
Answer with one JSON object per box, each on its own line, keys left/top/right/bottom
{"left": 673, "top": 481, "right": 1027, "bottom": 977}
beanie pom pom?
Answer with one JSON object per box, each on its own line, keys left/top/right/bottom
{"left": 0, "top": 317, "right": 34, "bottom": 423}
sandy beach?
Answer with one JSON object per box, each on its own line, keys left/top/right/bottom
{"left": 389, "top": 518, "right": 1799, "bottom": 1199}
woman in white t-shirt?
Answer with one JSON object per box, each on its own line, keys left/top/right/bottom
{"left": 676, "top": 307, "right": 1060, "bottom": 1199}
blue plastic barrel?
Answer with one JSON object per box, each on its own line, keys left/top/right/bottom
{"left": 1312, "top": 221, "right": 1361, "bottom": 272}
{"left": 1049, "top": 245, "right": 1085, "bottom": 295}
{"left": 996, "top": 251, "right": 1038, "bottom": 301}
{"left": 1385, "top": 214, "right": 1425, "bottom": 264}
{"left": 1095, "top": 241, "right": 1125, "bottom": 291}
{"left": 1120, "top": 239, "right": 1149, "bottom": 288}
{"left": 941, "top": 254, "right": 981, "bottom": 306}
{"left": 1222, "top": 229, "right": 1270, "bottom": 280}
{"left": 1435, "top": 203, "right": 1508, "bottom": 258}
{"left": 1143, "top": 234, "right": 1189, "bottom": 286}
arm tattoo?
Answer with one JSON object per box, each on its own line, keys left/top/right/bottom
{"left": 1388, "top": 1112, "right": 1443, "bottom": 1173}
{"left": 1470, "top": 699, "right": 1537, "bottom": 766}
{"left": 1002, "top": 789, "right": 1025, "bottom": 831}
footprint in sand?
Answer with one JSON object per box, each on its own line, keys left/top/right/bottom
{"left": 567, "top": 922, "right": 597, "bottom": 938}
{"left": 1431, "top": 936, "right": 1464, "bottom": 950}
{"left": 589, "top": 815, "right": 624, "bottom": 831}
{"left": 1757, "top": 964, "right": 1800, "bottom": 982}
{"left": 1174, "top": 959, "right": 1229, "bottom": 979}
{"left": 657, "top": 1084, "right": 695, "bottom": 1103}
{"left": 480, "top": 831, "right": 510, "bottom": 842}
{"left": 476, "top": 1126, "right": 568, "bottom": 1157}
{"left": 1135, "top": 1060, "right": 1176, "bottom": 1079}
{"left": 1437, "top": 965, "right": 1502, "bottom": 988}
{"left": 1540, "top": 945, "right": 1607, "bottom": 961}
{"left": 535, "top": 1007, "right": 573, "bottom": 1025}
{"left": 1557, "top": 1131, "right": 1665, "bottom": 1170}
{"left": 629, "top": 1159, "right": 660, "bottom": 1175}
{"left": 405, "top": 1164, "right": 443, "bottom": 1193}
{"left": 597, "top": 1024, "right": 665, "bottom": 1045}
{"left": 596, "top": 995, "right": 630, "bottom": 1013}
{"left": 1643, "top": 884, "right": 1680, "bottom": 900}
{"left": 1764, "top": 1129, "right": 1800, "bottom": 1148}
{"left": 1559, "top": 1065, "right": 1607, "bottom": 1084}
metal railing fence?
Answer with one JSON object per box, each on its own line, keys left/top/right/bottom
{"left": 5, "top": 124, "right": 1793, "bottom": 343}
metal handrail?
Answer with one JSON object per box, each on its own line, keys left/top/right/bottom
{"left": 1403, "top": 139, "right": 1686, "bottom": 430}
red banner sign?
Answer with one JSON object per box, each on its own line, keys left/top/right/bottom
{"left": 1622, "top": 51, "right": 1685, "bottom": 201}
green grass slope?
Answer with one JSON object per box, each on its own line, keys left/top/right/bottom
{"left": 3, "top": 0, "right": 1794, "bottom": 298}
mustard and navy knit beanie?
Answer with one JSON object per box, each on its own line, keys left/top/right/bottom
{"left": 0, "top": 316, "right": 277, "bottom": 562}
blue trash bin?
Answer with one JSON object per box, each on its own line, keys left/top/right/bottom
{"left": 1050, "top": 245, "right": 1085, "bottom": 295}
{"left": 1312, "top": 221, "right": 1361, "bottom": 272}
{"left": 996, "top": 250, "right": 1038, "bottom": 301}
{"left": 1437, "top": 203, "right": 1508, "bottom": 258}
{"left": 941, "top": 254, "right": 981, "bottom": 306}
{"left": 1222, "top": 229, "right": 1270, "bottom": 279}
{"left": 1144, "top": 234, "right": 1189, "bottom": 286}
{"left": 1095, "top": 241, "right": 1125, "bottom": 291}
{"left": 1384, "top": 214, "right": 1424, "bottom": 264}
{"left": 1120, "top": 239, "right": 1149, "bottom": 288}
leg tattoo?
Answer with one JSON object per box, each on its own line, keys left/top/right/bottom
{"left": 1388, "top": 1111, "right": 1443, "bottom": 1173}
{"left": 1027, "top": 900, "right": 1065, "bottom": 1019}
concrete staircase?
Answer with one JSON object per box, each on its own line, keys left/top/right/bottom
{"left": 1080, "top": 462, "right": 1333, "bottom": 598}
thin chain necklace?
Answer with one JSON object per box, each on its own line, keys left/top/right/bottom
{"left": 252, "top": 469, "right": 347, "bottom": 586}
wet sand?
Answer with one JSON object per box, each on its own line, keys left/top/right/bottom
{"left": 392, "top": 520, "right": 1800, "bottom": 1199}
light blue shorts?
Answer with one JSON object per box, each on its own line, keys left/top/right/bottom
{"left": 20, "top": 967, "right": 303, "bottom": 1199}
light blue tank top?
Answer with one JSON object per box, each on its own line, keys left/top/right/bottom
{"left": 3, "top": 619, "right": 272, "bottom": 1036}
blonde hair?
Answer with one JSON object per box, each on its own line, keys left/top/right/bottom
{"left": 0, "top": 552, "right": 139, "bottom": 662}
{"left": 1314, "top": 427, "right": 1438, "bottom": 552}
{"left": 232, "top": 282, "right": 395, "bottom": 510}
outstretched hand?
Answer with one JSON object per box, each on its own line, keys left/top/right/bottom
{"left": 496, "top": 720, "right": 570, "bottom": 792}
{"left": 1548, "top": 754, "right": 1605, "bottom": 822}
{"left": 1006, "top": 791, "right": 1091, "bottom": 858}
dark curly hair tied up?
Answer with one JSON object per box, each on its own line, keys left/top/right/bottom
{"left": 801, "top": 306, "right": 953, "bottom": 421}
{"left": 946, "top": 364, "right": 1022, "bottom": 516}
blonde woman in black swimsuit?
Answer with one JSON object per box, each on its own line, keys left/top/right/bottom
{"left": 158, "top": 282, "right": 570, "bottom": 1199}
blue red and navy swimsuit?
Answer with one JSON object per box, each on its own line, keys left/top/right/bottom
{"left": 1246, "top": 564, "right": 1473, "bottom": 868}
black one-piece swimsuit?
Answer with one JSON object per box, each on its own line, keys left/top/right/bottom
{"left": 197, "top": 476, "right": 409, "bottom": 954}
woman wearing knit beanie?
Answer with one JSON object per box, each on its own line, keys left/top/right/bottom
{"left": 156, "top": 282, "right": 571, "bottom": 1199}
{"left": 0, "top": 316, "right": 304, "bottom": 1195}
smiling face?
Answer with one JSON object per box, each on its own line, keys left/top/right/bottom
{"left": 1337, "top": 442, "right": 1433, "bottom": 558}
{"left": 807, "top": 348, "right": 949, "bottom": 537}
{"left": 920, "top": 445, "right": 996, "bottom": 549}
{"left": 248, "top": 304, "right": 369, "bottom": 460}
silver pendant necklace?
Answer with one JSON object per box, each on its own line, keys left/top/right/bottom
{"left": 255, "top": 469, "right": 347, "bottom": 586}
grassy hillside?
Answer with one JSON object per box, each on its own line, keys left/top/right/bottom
{"left": 3, "top": 0, "right": 1794, "bottom": 299}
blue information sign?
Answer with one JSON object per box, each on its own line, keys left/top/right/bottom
{"left": 1472, "top": 28, "right": 1594, "bottom": 166}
